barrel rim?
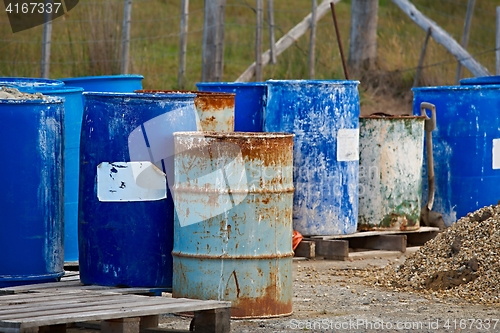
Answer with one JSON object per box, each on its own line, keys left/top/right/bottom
{"left": 266, "top": 79, "right": 360, "bottom": 86}
{"left": 196, "top": 82, "right": 268, "bottom": 88}
{"left": 0, "top": 95, "right": 64, "bottom": 104}
{"left": 0, "top": 77, "right": 64, "bottom": 88}
{"left": 135, "top": 89, "right": 236, "bottom": 98}
{"left": 360, "top": 114, "right": 426, "bottom": 120}
{"left": 82, "top": 91, "right": 196, "bottom": 99}
{"left": 22, "top": 86, "right": 85, "bottom": 94}
{"left": 59, "top": 74, "right": 144, "bottom": 82}
{"left": 173, "top": 131, "right": 294, "bottom": 138}
{"left": 460, "top": 75, "right": 500, "bottom": 85}
{"left": 412, "top": 84, "right": 500, "bottom": 92}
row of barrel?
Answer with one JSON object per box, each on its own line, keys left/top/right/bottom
{"left": 1, "top": 75, "right": 500, "bottom": 319}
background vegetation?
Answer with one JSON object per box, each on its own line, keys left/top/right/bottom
{"left": 0, "top": 0, "right": 498, "bottom": 113}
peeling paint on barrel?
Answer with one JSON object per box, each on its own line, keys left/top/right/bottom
{"left": 358, "top": 115, "right": 425, "bottom": 231}
{"left": 136, "top": 90, "right": 235, "bottom": 132}
{"left": 172, "top": 132, "right": 294, "bottom": 318}
{"left": 264, "top": 80, "right": 360, "bottom": 236}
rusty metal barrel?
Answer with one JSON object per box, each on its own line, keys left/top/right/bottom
{"left": 358, "top": 115, "right": 426, "bottom": 231}
{"left": 136, "top": 90, "right": 235, "bottom": 132}
{"left": 172, "top": 132, "right": 294, "bottom": 319}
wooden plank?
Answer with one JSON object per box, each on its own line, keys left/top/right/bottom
{"left": 0, "top": 298, "right": 230, "bottom": 329}
{"left": 0, "top": 295, "right": 189, "bottom": 320}
{"left": 190, "top": 308, "right": 230, "bottom": 333}
{"left": 308, "top": 226, "right": 439, "bottom": 239}
{"left": 349, "top": 235, "right": 407, "bottom": 252}
{"left": 101, "top": 317, "right": 140, "bottom": 333}
{"left": 294, "top": 240, "right": 315, "bottom": 258}
{"left": 177, "top": 0, "right": 189, "bottom": 89}
{"left": 308, "top": 0, "right": 317, "bottom": 79}
{"left": 236, "top": 0, "right": 340, "bottom": 82}
{"left": 392, "top": 0, "right": 490, "bottom": 77}
{"left": 315, "top": 240, "right": 348, "bottom": 261}
{"left": 120, "top": 0, "right": 133, "bottom": 74}
{"left": 406, "top": 230, "right": 440, "bottom": 246}
{"left": 267, "top": 0, "right": 277, "bottom": 64}
{"left": 0, "top": 294, "right": 183, "bottom": 316}
{"left": 0, "top": 280, "right": 83, "bottom": 294}
{"left": 348, "top": 0, "right": 378, "bottom": 71}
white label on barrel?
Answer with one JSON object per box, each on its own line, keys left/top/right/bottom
{"left": 493, "top": 139, "right": 500, "bottom": 170}
{"left": 337, "top": 128, "right": 359, "bottom": 162}
{"left": 97, "top": 162, "right": 167, "bottom": 202}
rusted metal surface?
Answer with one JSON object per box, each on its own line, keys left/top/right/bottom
{"left": 358, "top": 115, "right": 426, "bottom": 231}
{"left": 136, "top": 90, "right": 235, "bottom": 132}
{"left": 171, "top": 132, "right": 294, "bottom": 318}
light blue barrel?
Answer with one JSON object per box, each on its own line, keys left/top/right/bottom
{"left": 264, "top": 80, "right": 360, "bottom": 236}
{"left": 60, "top": 74, "right": 143, "bottom": 93}
{"left": 0, "top": 77, "right": 64, "bottom": 89}
{"left": 19, "top": 86, "right": 85, "bottom": 264}
{"left": 196, "top": 82, "right": 267, "bottom": 131}
{"left": 79, "top": 92, "right": 198, "bottom": 288}
{"left": 0, "top": 95, "right": 65, "bottom": 287}
{"left": 172, "top": 132, "right": 294, "bottom": 318}
{"left": 413, "top": 85, "right": 500, "bottom": 226}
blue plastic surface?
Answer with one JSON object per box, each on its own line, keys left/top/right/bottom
{"left": 0, "top": 97, "right": 65, "bottom": 287}
{"left": 196, "top": 82, "right": 267, "bottom": 132}
{"left": 413, "top": 85, "right": 500, "bottom": 226}
{"left": 79, "top": 92, "right": 198, "bottom": 288}
{"left": 0, "top": 77, "right": 64, "bottom": 89}
{"left": 460, "top": 76, "right": 500, "bottom": 85}
{"left": 61, "top": 74, "right": 143, "bottom": 93}
{"left": 265, "top": 80, "right": 360, "bottom": 235}
{"left": 20, "top": 86, "right": 85, "bottom": 264}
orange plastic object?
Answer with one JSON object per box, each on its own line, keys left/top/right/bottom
{"left": 292, "top": 230, "right": 303, "bottom": 251}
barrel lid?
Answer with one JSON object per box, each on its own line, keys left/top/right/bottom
{"left": 0, "top": 77, "right": 64, "bottom": 88}
{"left": 60, "top": 74, "right": 144, "bottom": 83}
{"left": 460, "top": 76, "right": 500, "bottom": 85}
{"left": 266, "top": 79, "right": 360, "bottom": 86}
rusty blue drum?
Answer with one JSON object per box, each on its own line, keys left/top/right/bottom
{"left": 172, "top": 132, "right": 294, "bottom": 318}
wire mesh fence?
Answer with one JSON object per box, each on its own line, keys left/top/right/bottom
{"left": 0, "top": 0, "right": 498, "bottom": 90}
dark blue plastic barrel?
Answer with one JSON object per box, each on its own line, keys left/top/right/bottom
{"left": 0, "top": 77, "right": 64, "bottom": 89}
{"left": 196, "top": 82, "right": 267, "bottom": 131}
{"left": 79, "top": 92, "right": 198, "bottom": 288}
{"left": 265, "top": 80, "right": 360, "bottom": 235}
{"left": 20, "top": 86, "right": 85, "bottom": 264}
{"left": 0, "top": 96, "right": 65, "bottom": 287}
{"left": 413, "top": 85, "right": 500, "bottom": 226}
{"left": 61, "top": 74, "right": 144, "bottom": 93}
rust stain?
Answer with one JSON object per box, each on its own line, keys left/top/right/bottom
{"left": 231, "top": 270, "right": 241, "bottom": 298}
{"left": 229, "top": 271, "right": 292, "bottom": 318}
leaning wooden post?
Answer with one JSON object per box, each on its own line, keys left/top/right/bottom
{"left": 455, "top": 0, "right": 475, "bottom": 84}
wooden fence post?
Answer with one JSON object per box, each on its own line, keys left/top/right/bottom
{"left": 202, "top": 0, "right": 226, "bottom": 82}
{"left": 455, "top": 0, "right": 475, "bottom": 84}
{"left": 121, "top": 0, "right": 133, "bottom": 74}
{"left": 496, "top": 6, "right": 500, "bottom": 75}
{"left": 348, "top": 0, "right": 379, "bottom": 72}
{"left": 255, "top": 0, "right": 263, "bottom": 81}
{"left": 178, "top": 0, "right": 189, "bottom": 88}
{"left": 309, "top": 0, "right": 317, "bottom": 79}
{"left": 413, "top": 28, "right": 432, "bottom": 87}
{"left": 268, "top": 0, "right": 277, "bottom": 64}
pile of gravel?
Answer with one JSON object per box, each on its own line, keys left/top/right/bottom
{"left": 368, "top": 204, "right": 500, "bottom": 304}
{"left": 0, "top": 86, "right": 47, "bottom": 100}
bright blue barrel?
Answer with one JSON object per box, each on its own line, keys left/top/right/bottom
{"left": 460, "top": 76, "right": 500, "bottom": 85}
{"left": 413, "top": 85, "right": 500, "bottom": 226}
{"left": 20, "top": 86, "right": 85, "bottom": 264}
{"left": 0, "top": 96, "right": 65, "bottom": 287}
{"left": 61, "top": 74, "right": 143, "bottom": 93}
{"left": 265, "top": 80, "right": 360, "bottom": 236}
{"left": 196, "top": 82, "right": 267, "bottom": 131}
{"left": 0, "top": 77, "right": 64, "bottom": 89}
{"left": 79, "top": 92, "right": 198, "bottom": 288}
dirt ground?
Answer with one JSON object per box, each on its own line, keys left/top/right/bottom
{"left": 142, "top": 248, "right": 500, "bottom": 333}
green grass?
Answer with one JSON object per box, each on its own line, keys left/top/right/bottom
{"left": 0, "top": 0, "right": 497, "bottom": 97}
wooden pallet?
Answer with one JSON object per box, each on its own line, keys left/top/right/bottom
{"left": 294, "top": 226, "right": 441, "bottom": 260}
{"left": 0, "top": 274, "right": 231, "bottom": 333}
